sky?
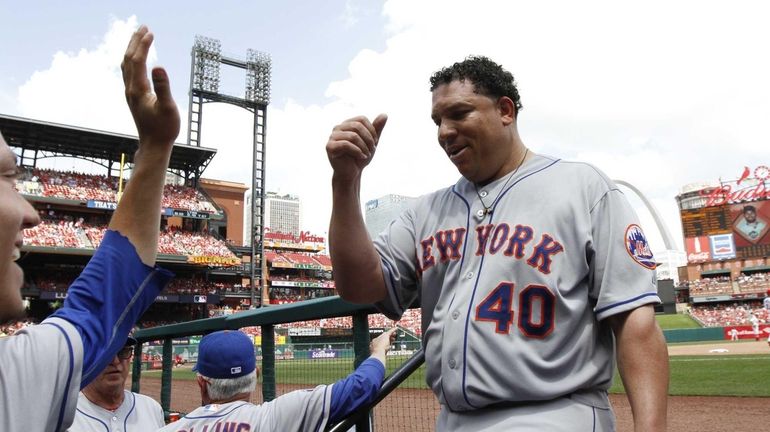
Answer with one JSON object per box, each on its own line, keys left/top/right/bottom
{"left": 1, "top": 0, "right": 768, "bottom": 255}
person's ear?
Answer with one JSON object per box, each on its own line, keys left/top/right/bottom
{"left": 497, "top": 96, "right": 515, "bottom": 125}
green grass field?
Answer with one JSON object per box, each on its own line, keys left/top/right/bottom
{"left": 144, "top": 352, "right": 770, "bottom": 398}
{"left": 655, "top": 314, "right": 701, "bottom": 329}
{"left": 610, "top": 354, "right": 770, "bottom": 397}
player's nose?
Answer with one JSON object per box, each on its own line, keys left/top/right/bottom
{"left": 437, "top": 120, "right": 456, "bottom": 147}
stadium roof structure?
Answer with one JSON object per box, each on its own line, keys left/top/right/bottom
{"left": 0, "top": 113, "right": 217, "bottom": 181}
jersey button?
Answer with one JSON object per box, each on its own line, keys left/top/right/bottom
{"left": 448, "top": 359, "right": 456, "bottom": 369}
{"left": 452, "top": 311, "right": 459, "bottom": 320}
{"left": 479, "top": 190, "right": 488, "bottom": 197}
{"left": 466, "top": 272, "right": 474, "bottom": 279}
{"left": 476, "top": 209, "right": 485, "bottom": 218}
{"left": 112, "top": 416, "right": 118, "bottom": 421}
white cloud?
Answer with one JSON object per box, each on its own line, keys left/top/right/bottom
{"left": 255, "top": 0, "right": 770, "bottom": 244}
{"left": 12, "top": 1, "right": 770, "bottom": 248}
{"left": 16, "top": 15, "right": 154, "bottom": 136}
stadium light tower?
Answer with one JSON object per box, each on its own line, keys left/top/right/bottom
{"left": 188, "top": 35, "right": 272, "bottom": 309}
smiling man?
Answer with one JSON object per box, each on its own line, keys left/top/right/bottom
{"left": 0, "top": 139, "right": 40, "bottom": 321}
{"left": 325, "top": 56, "right": 669, "bottom": 431}
{"left": 68, "top": 336, "right": 164, "bottom": 431}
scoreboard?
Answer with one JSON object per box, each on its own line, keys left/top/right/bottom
{"left": 681, "top": 197, "right": 770, "bottom": 263}
{"left": 681, "top": 206, "right": 729, "bottom": 237}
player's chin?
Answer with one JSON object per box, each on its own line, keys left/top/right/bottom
{"left": 0, "top": 267, "right": 26, "bottom": 322}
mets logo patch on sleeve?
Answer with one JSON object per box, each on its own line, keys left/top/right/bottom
{"left": 625, "top": 224, "right": 656, "bottom": 269}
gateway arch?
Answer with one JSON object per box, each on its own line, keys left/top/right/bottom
{"left": 614, "top": 179, "right": 678, "bottom": 251}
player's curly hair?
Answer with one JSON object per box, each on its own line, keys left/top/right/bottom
{"left": 429, "top": 55, "right": 522, "bottom": 115}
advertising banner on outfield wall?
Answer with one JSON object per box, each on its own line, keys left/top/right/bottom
{"left": 722, "top": 325, "right": 770, "bottom": 340}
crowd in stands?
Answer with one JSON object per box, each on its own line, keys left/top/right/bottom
{"left": 736, "top": 272, "right": 770, "bottom": 294}
{"left": 266, "top": 251, "right": 332, "bottom": 269}
{"left": 23, "top": 216, "right": 236, "bottom": 259}
{"left": 162, "top": 227, "right": 234, "bottom": 257}
{"left": 0, "top": 319, "right": 37, "bottom": 337}
{"left": 268, "top": 308, "right": 423, "bottom": 336}
{"left": 686, "top": 276, "right": 733, "bottom": 296}
{"left": 16, "top": 168, "right": 219, "bottom": 213}
{"left": 163, "top": 184, "right": 218, "bottom": 213}
{"left": 681, "top": 273, "right": 770, "bottom": 297}
{"left": 689, "top": 301, "right": 769, "bottom": 327}
{"left": 22, "top": 219, "right": 87, "bottom": 248}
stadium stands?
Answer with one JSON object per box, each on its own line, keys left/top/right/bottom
{"left": 23, "top": 217, "right": 236, "bottom": 259}
{"left": 736, "top": 272, "right": 770, "bottom": 294}
{"left": 690, "top": 302, "right": 769, "bottom": 327}
{"left": 16, "top": 168, "right": 220, "bottom": 213}
{"left": 687, "top": 276, "right": 733, "bottom": 296}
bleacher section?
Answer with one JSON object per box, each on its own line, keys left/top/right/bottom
{"left": 23, "top": 216, "right": 236, "bottom": 259}
{"left": 16, "top": 168, "right": 219, "bottom": 214}
{"left": 266, "top": 251, "right": 332, "bottom": 268}
{"left": 683, "top": 273, "right": 770, "bottom": 297}
{"left": 690, "top": 302, "right": 769, "bottom": 327}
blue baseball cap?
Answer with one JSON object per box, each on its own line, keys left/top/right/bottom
{"left": 193, "top": 330, "right": 256, "bottom": 379}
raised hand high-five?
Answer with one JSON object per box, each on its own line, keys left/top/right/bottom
{"left": 121, "top": 25, "right": 180, "bottom": 149}
{"left": 111, "top": 25, "right": 180, "bottom": 266}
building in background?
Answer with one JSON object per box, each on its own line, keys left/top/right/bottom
{"left": 244, "top": 191, "right": 302, "bottom": 245}
{"left": 364, "top": 194, "right": 416, "bottom": 238}
{"left": 674, "top": 165, "right": 770, "bottom": 325}
{"left": 201, "top": 178, "right": 248, "bottom": 247}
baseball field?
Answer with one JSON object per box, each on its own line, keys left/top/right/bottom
{"left": 134, "top": 338, "right": 770, "bottom": 431}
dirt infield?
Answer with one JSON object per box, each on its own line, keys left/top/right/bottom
{"left": 133, "top": 341, "right": 770, "bottom": 431}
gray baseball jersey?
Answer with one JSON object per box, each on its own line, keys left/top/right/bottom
{"left": 0, "top": 317, "right": 84, "bottom": 431}
{"left": 374, "top": 154, "right": 660, "bottom": 427}
{"left": 68, "top": 390, "right": 164, "bottom": 431}
{"left": 158, "top": 385, "right": 333, "bottom": 432}
{"left": 764, "top": 296, "right": 770, "bottom": 310}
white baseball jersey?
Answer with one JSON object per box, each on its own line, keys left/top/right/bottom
{"left": 68, "top": 390, "right": 164, "bottom": 431}
{"left": 0, "top": 230, "right": 171, "bottom": 431}
{"left": 158, "top": 385, "right": 333, "bottom": 432}
{"left": 374, "top": 154, "right": 660, "bottom": 424}
{"left": 0, "top": 317, "right": 83, "bottom": 431}
{"left": 763, "top": 296, "right": 770, "bottom": 310}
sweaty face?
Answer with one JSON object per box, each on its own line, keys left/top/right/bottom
{"left": 0, "top": 135, "right": 40, "bottom": 322}
{"left": 431, "top": 80, "right": 517, "bottom": 185}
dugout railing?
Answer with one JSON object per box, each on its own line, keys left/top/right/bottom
{"left": 131, "top": 296, "right": 427, "bottom": 432}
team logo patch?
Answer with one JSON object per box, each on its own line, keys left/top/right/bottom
{"left": 625, "top": 224, "right": 656, "bottom": 269}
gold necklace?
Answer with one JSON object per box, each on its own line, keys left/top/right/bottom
{"left": 474, "top": 148, "right": 528, "bottom": 218}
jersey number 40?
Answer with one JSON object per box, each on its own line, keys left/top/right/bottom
{"left": 474, "top": 282, "right": 555, "bottom": 338}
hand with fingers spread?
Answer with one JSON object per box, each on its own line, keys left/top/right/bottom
{"left": 326, "top": 114, "right": 388, "bottom": 181}
{"left": 121, "top": 25, "right": 180, "bottom": 149}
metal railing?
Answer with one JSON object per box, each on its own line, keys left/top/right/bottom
{"left": 131, "top": 296, "right": 426, "bottom": 432}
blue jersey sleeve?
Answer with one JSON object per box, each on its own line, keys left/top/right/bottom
{"left": 50, "top": 230, "right": 174, "bottom": 387}
{"left": 328, "top": 357, "right": 386, "bottom": 423}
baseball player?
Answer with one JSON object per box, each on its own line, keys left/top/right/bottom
{"left": 158, "top": 328, "right": 397, "bottom": 431}
{"left": 68, "top": 336, "right": 165, "bottom": 431}
{"left": 763, "top": 289, "right": 770, "bottom": 311}
{"left": 325, "top": 56, "right": 668, "bottom": 431}
{"left": 0, "top": 25, "right": 178, "bottom": 431}
{"left": 749, "top": 312, "right": 760, "bottom": 341}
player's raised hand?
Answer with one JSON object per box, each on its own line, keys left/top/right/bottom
{"left": 121, "top": 25, "right": 180, "bottom": 149}
{"left": 370, "top": 327, "right": 398, "bottom": 357}
{"left": 326, "top": 114, "right": 387, "bottom": 180}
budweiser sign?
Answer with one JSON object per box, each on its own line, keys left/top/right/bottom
{"left": 701, "top": 165, "right": 770, "bottom": 207}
